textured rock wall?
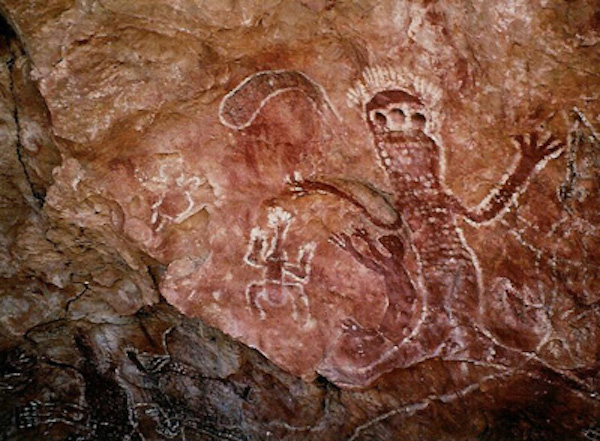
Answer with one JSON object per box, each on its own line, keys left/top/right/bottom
{"left": 0, "top": 1, "right": 599, "bottom": 440}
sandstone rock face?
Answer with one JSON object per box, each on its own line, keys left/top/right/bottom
{"left": 0, "top": 1, "right": 599, "bottom": 440}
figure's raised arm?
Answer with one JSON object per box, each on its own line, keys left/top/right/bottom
{"left": 284, "top": 242, "right": 316, "bottom": 280}
{"left": 286, "top": 174, "right": 402, "bottom": 230}
{"left": 452, "top": 130, "right": 564, "bottom": 223}
{"left": 244, "top": 227, "right": 268, "bottom": 268}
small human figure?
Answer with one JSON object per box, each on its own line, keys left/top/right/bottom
{"left": 244, "top": 207, "right": 316, "bottom": 323}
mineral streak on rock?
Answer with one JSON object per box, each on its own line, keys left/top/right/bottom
{"left": 0, "top": 0, "right": 599, "bottom": 440}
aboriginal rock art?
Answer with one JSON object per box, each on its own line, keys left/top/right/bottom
{"left": 559, "top": 107, "right": 600, "bottom": 221}
{"left": 16, "top": 401, "right": 87, "bottom": 432}
{"left": 244, "top": 206, "right": 316, "bottom": 323}
{"left": 219, "top": 70, "right": 338, "bottom": 131}
{"left": 219, "top": 67, "right": 566, "bottom": 388}
{"left": 554, "top": 109, "right": 600, "bottom": 305}
{"left": 135, "top": 154, "right": 209, "bottom": 232}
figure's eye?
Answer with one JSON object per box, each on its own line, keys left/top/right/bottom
{"left": 412, "top": 112, "right": 426, "bottom": 127}
{"left": 389, "top": 108, "right": 405, "bottom": 125}
{"left": 372, "top": 111, "right": 387, "bottom": 127}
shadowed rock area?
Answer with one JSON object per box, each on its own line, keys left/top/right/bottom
{"left": 0, "top": 1, "right": 599, "bottom": 440}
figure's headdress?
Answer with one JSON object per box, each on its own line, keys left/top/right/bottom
{"left": 347, "top": 66, "right": 442, "bottom": 110}
{"left": 347, "top": 65, "right": 444, "bottom": 135}
{"left": 347, "top": 65, "right": 447, "bottom": 178}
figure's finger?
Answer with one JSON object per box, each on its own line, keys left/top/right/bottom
{"left": 530, "top": 131, "right": 538, "bottom": 148}
{"left": 328, "top": 234, "right": 346, "bottom": 248}
{"left": 290, "top": 189, "right": 306, "bottom": 198}
{"left": 538, "top": 130, "right": 553, "bottom": 146}
{"left": 512, "top": 134, "right": 525, "bottom": 148}
{"left": 542, "top": 135, "right": 563, "bottom": 151}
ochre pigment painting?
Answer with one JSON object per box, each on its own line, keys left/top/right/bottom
{"left": 162, "top": 67, "right": 598, "bottom": 391}
{"left": 1, "top": 1, "right": 599, "bottom": 439}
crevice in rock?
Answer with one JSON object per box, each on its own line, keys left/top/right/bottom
{"left": 6, "top": 55, "right": 45, "bottom": 207}
{"left": 65, "top": 282, "right": 90, "bottom": 312}
{"left": 147, "top": 265, "right": 161, "bottom": 292}
{"left": 0, "top": 13, "right": 44, "bottom": 208}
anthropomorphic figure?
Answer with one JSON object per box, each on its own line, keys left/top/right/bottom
{"left": 244, "top": 207, "right": 316, "bottom": 323}
{"left": 220, "top": 68, "right": 564, "bottom": 387}
{"left": 293, "top": 68, "right": 564, "bottom": 386}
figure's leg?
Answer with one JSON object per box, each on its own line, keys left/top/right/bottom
{"left": 287, "top": 284, "right": 299, "bottom": 322}
{"left": 278, "top": 283, "right": 310, "bottom": 323}
{"left": 246, "top": 282, "right": 268, "bottom": 320}
{"left": 293, "top": 284, "right": 311, "bottom": 324}
{"left": 421, "top": 261, "right": 494, "bottom": 362}
{"left": 245, "top": 283, "right": 255, "bottom": 310}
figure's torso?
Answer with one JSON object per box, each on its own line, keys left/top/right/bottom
{"left": 392, "top": 182, "right": 474, "bottom": 271}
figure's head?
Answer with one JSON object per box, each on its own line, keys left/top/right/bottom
{"left": 364, "top": 89, "right": 439, "bottom": 179}
{"left": 366, "top": 90, "right": 428, "bottom": 140}
{"left": 347, "top": 67, "right": 443, "bottom": 179}
{"left": 347, "top": 66, "right": 442, "bottom": 135}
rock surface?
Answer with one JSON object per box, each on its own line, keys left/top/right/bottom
{"left": 0, "top": 0, "right": 599, "bottom": 439}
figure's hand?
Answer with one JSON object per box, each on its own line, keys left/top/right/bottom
{"left": 329, "top": 231, "right": 351, "bottom": 250}
{"left": 352, "top": 227, "right": 370, "bottom": 240}
{"left": 513, "top": 129, "right": 564, "bottom": 167}
{"left": 285, "top": 171, "right": 310, "bottom": 198}
{"left": 285, "top": 173, "right": 339, "bottom": 200}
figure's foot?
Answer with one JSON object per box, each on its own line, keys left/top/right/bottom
{"left": 317, "top": 318, "right": 399, "bottom": 388}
